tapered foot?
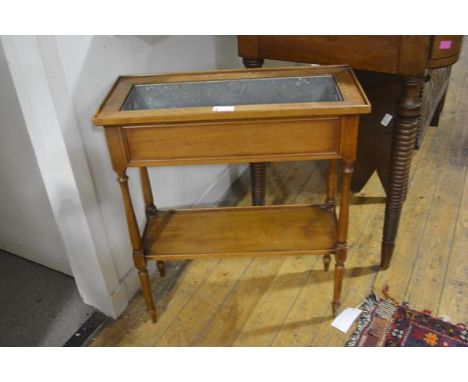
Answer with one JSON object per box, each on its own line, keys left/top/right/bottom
{"left": 332, "top": 255, "right": 346, "bottom": 319}
{"left": 242, "top": 57, "right": 265, "bottom": 68}
{"left": 157, "top": 260, "right": 166, "bottom": 277}
{"left": 148, "top": 309, "right": 157, "bottom": 323}
{"left": 381, "top": 242, "right": 394, "bottom": 270}
{"left": 332, "top": 302, "right": 341, "bottom": 318}
{"left": 323, "top": 254, "right": 331, "bottom": 272}
{"left": 137, "top": 267, "right": 157, "bottom": 323}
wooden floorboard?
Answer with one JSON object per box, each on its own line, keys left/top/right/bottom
{"left": 437, "top": 168, "right": 468, "bottom": 322}
{"left": 194, "top": 162, "right": 326, "bottom": 346}
{"left": 90, "top": 43, "right": 468, "bottom": 347}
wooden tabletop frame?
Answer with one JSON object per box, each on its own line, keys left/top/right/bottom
{"left": 93, "top": 65, "right": 371, "bottom": 324}
{"left": 93, "top": 65, "right": 370, "bottom": 126}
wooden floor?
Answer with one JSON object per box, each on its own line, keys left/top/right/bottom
{"left": 90, "top": 44, "right": 468, "bottom": 347}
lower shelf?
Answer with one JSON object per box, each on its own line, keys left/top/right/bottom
{"left": 143, "top": 204, "right": 337, "bottom": 260}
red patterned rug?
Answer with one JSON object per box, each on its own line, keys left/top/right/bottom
{"left": 346, "top": 293, "right": 467, "bottom": 347}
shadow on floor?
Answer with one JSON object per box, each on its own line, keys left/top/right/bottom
{"left": 205, "top": 265, "right": 379, "bottom": 290}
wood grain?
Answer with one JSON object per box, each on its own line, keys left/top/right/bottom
{"left": 239, "top": 36, "right": 463, "bottom": 75}
{"left": 143, "top": 205, "right": 337, "bottom": 260}
{"left": 196, "top": 161, "right": 326, "bottom": 346}
{"left": 254, "top": 36, "right": 402, "bottom": 74}
{"left": 124, "top": 118, "right": 340, "bottom": 166}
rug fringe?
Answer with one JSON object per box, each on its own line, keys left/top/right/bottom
{"left": 345, "top": 292, "right": 380, "bottom": 347}
{"left": 345, "top": 290, "right": 467, "bottom": 346}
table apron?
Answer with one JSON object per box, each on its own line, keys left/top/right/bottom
{"left": 114, "top": 116, "right": 358, "bottom": 167}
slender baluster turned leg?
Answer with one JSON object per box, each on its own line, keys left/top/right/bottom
{"left": 381, "top": 77, "right": 424, "bottom": 269}
{"left": 323, "top": 159, "right": 338, "bottom": 271}
{"left": 243, "top": 57, "right": 267, "bottom": 206}
{"left": 139, "top": 167, "right": 165, "bottom": 277}
{"left": 332, "top": 161, "right": 353, "bottom": 317}
{"left": 118, "top": 170, "right": 157, "bottom": 322}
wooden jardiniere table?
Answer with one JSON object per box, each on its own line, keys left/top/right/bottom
{"left": 93, "top": 66, "right": 371, "bottom": 322}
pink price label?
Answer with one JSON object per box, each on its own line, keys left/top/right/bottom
{"left": 439, "top": 40, "right": 453, "bottom": 50}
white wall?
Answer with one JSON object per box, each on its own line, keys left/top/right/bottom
{"left": 0, "top": 42, "right": 71, "bottom": 274}
{"left": 54, "top": 35, "right": 246, "bottom": 297}
{"left": 0, "top": 35, "right": 247, "bottom": 317}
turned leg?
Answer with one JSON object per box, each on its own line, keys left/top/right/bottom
{"left": 118, "top": 170, "right": 157, "bottom": 322}
{"left": 332, "top": 161, "right": 353, "bottom": 316}
{"left": 381, "top": 77, "right": 424, "bottom": 270}
{"left": 134, "top": 250, "right": 157, "bottom": 323}
{"left": 324, "top": 160, "right": 337, "bottom": 271}
{"left": 139, "top": 167, "right": 166, "bottom": 277}
{"left": 243, "top": 57, "right": 267, "bottom": 206}
{"left": 332, "top": 245, "right": 346, "bottom": 317}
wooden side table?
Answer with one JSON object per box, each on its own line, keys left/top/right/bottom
{"left": 92, "top": 66, "right": 370, "bottom": 322}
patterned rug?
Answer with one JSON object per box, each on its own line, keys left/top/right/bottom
{"left": 346, "top": 292, "right": 467, "bottom": 347}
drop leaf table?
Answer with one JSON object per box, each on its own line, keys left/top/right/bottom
{"left": 238, "top": 35, "right": 463, "bottom": 269}
{"left": 92, "top": 66, "right": 371, "bottom": 322}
